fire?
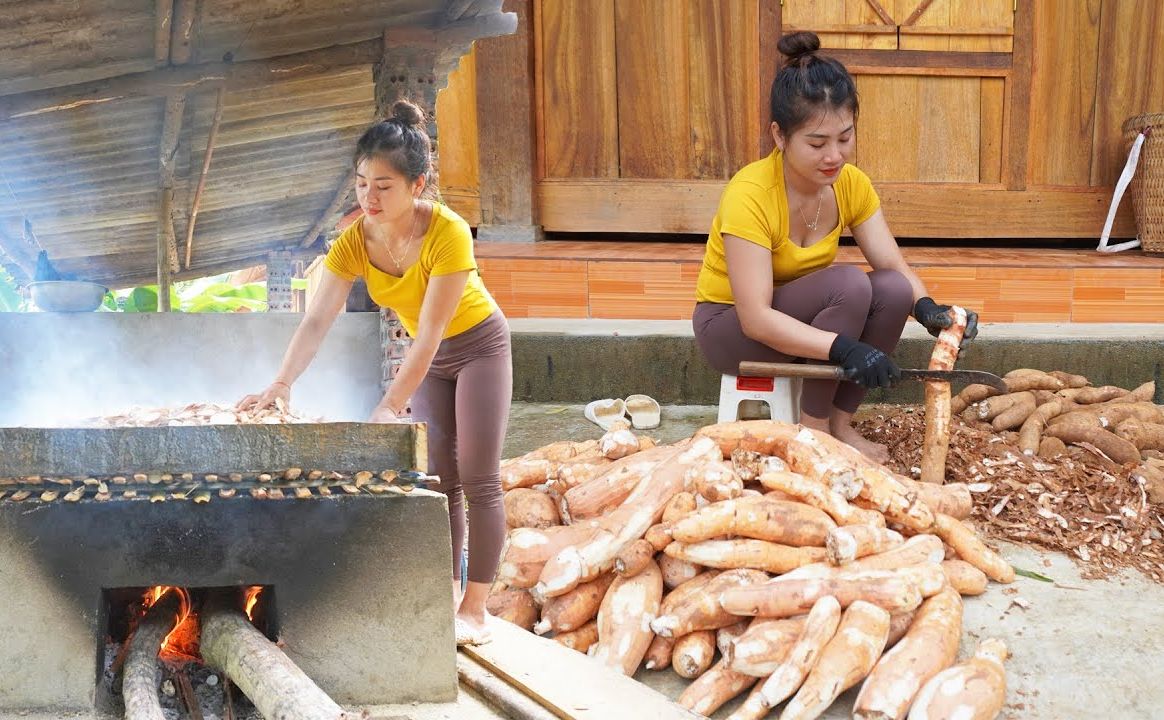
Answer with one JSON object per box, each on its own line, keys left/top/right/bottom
{"left": 243, "top": 586, "right": 263, "bottom": 621}
{"left": 135, "top": 586, "right": 263, "bottom": 663}
{"left": 142, "top": 586, "right": 198, "bottom": 662}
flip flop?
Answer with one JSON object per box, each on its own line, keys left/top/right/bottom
{"left": 624, "top": 394, "right": 661, "bottom": 430}
{"left": 455, "top": 617, "right": 493, "bottom": 647}
{"left": 584, "top": 398, "right": 627, "bottom": 431}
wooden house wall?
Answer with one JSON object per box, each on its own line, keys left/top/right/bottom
{"left": 437, "top": 0, "right": 1164, "bottom": 240}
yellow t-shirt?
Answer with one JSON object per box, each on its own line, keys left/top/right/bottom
{"left": 695, "top": 150, "right": 881, "bottom": 304}
{"left": 324, "top": 202, "right": 498, "bottom": 338}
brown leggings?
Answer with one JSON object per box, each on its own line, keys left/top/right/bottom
{"left": 693, "top": 265, "right": 913, "bottom": 417}
{"left": 410, "top": 310, "right": 512, "bottom": 584}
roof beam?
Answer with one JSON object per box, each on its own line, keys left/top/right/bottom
{"left": 169, "top": 0, "right": 199, "bottom": 65}
{"left": 298, "top": 170, "right": 355, "bottom": 249}
{"left": 0, "top": 39, "right": 384, "bottom": 122}
{"left": 184, "top": 86, "right": 225, "bottom": 268}
{"left": 156, "top": 94, "right": 186, "bottom": 310}
{"left": 155, "top": 0, "right": 175, "bottom": 65}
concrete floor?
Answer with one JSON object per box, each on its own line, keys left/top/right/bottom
{"left": 503, "top": 402, "right": 1164, "bottom": 720}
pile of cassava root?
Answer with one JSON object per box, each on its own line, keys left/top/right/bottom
{"left": 489, "top": 418, "right": 1012, "bottom": 719}
{"left": 858, "top": 368, "right": 1164, "bottom": 582}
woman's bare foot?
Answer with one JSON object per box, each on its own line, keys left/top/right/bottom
{"left": 830, "top": 423, "right": 889, "bottom": 464}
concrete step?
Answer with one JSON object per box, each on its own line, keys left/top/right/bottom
{"left": 509, "top": 320, "right": 1164, "bottom": 405}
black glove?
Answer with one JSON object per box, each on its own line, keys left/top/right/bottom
{"left": 828, "top": 335, "right": 901, "bottom": 389}
{"left": 913, "top": 297, "right": 979, "bottom": 343}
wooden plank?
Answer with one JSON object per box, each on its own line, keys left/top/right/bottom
{"left": 1028, "top": 0, "right": 1101, "bottom": 187}
{"left": 456, "top": 654, "right": 559, "bottom": 720}
{"left": 847, "top": 64, "right": 1008, "bottom": 77}
{"left": 865, "top": 0, "right": 897, "bottom": 26}
{"left": 758, "top": 0, "right": 779, "bottom": 157}
{"left": 540, "top": 0, "right": 618, "bottom": 178}
{"left": 475, "top": 0, "right": 540, "bottom": 234}
{"left": 1090, "top": 0, "right": 1164, "bottom": 187}
{"left": 903, "top": 0, "right": 936, "bottom": 26}
{"left": 615, "top": 0, "right": 690, "bottom": 178}
{"left": 536, "top": 178, "right": 1138, "bottom": 238}
{"left": 898, "top": 25, "right": 1012, "bottom": 37}
{"left": 1005, "top": 0, "right": 1034, "bottom": 190}
{"left": 896, "top": 0, "right": 949, "bottom": 50}
{"left": 532, "top": 0, "right": 546, "bottom": 180}
{"left": 441, "top": 188, "right": 482, "bottom": 227}
{"left": 895, "top": 0, "right": 1015, "bottom": 53}
{"left": 785, "top": 23, "right": 898, "bottom": 34}
{"left": 979, "top": 77, "right": 1005, "bottom": 183}
{"left": 781, "top": 0, "right": 848, "bottom": 50}
{"left": 845, "top": 0, "right": 899, "bottom": 49}
{"left": 944, "top": 0, "right": 1013, "bottom": 52}
{"left": 827, "top": 49, "right": 1011, "bottom": 70}
{"left": 916, "top": 76, "right": 980, "bottom": 182}
{"left": 854, "top": 74, "right": 920, "bottom": 180}
{"left": 436, "top": 46, "right": 480, "bottom": 205}
{"left": 462, "top": 620, "right": 703, "bottom": 720}
{"left": 686, "top": 0, "right": 757, "bottom": 179}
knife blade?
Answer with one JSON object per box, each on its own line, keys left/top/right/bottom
{"left": 737, "top": 361, "right": 1007, "bottom": 392}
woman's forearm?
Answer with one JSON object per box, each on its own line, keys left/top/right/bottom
{"left": 380, "top": 335, "right": 440, "bottom": 414}
{"left": 743, "top": 307, "right": 838, "bottom": 361}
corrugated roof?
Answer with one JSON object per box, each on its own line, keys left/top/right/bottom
{"left": 0, "top": 0, "right": 512, "bottom": 289}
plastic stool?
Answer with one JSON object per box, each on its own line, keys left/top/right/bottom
{"left": 717, "top": 374, "right": 802, "bottom": 423}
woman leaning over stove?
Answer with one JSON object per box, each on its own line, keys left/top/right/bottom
{"left": 692, "top": 31, "right": 978, "bottom": 463}
{"left": 238, "top": 99, "right": 510, "bottom": 647}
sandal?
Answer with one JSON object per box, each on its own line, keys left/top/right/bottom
{"left": 624, "top": 394, "right": 661, "bottom": 430}
{"left": 584, "top": 398, "right": 627, "bottom": 431}
{"left": 455, "top": 617, "right": 493, "bottom": 647}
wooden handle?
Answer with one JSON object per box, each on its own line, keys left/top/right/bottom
{"left": 738, "top": 361, "right": 848, "bottom": 380}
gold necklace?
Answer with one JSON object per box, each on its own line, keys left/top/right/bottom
{"left": 798, "top": 189, "right": 824, "bottom": 231}
{"left": 382, "top": 202, "right": 420, "bottom": 272}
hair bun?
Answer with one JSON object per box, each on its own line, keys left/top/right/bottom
{"left": 777, "top": 31, "right": 821, "bottom": 67}
{"left": 389, "top": 99, "right": 425, "bottom": 128}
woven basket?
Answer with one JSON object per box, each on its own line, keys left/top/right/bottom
{"left": 1123, "top": 112, "right": 1164, "bottom": 253}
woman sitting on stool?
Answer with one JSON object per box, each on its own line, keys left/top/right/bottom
{"left": 692, "top": 31, "right": 977, "bottom": 463}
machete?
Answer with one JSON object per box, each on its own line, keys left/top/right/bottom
{"left": 738, "top": 361, "right": 1007, "bottom": 392}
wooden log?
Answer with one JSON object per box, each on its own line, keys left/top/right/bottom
{"left": 201, "top": 594, "right": 348, "bottom": 720}
{"left": 185, "top": 87, "right": 226, "bottom": 268}
{"left": 123, "top": 590, "right": 181, "bottom": 720}
{"left": 456, "top": 654, "right": 559, "bottom": 720}
{"left": 298, "top": 169, "right": 356, "bottom": 249}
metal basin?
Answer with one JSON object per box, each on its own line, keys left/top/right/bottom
{"left": 27, "top": 280, "right": 108, "bottom": 312}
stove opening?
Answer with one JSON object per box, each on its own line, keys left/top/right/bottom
{"left": 97, "top": 585, "right": 277, "bottom": 716}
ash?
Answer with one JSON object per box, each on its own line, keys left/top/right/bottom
{"left": 102, "top": 641, "right": 262, "bottom": 720}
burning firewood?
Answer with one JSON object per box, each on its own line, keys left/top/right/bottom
{"left": 123, "top": 589, "right": 183, "bottom": 720}
{"left": 201, "top": 591, "right": 350, "bottom": 720}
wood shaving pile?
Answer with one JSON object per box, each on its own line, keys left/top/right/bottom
{"left": 858, "top": 406, "right": 1164, "bottom": 582}
{"left": 79, "top": 401, "right": 320, "bottom": 428}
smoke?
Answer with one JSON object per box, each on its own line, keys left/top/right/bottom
{"left": 0, "top": 312, "right": 383, "bottom": 427}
